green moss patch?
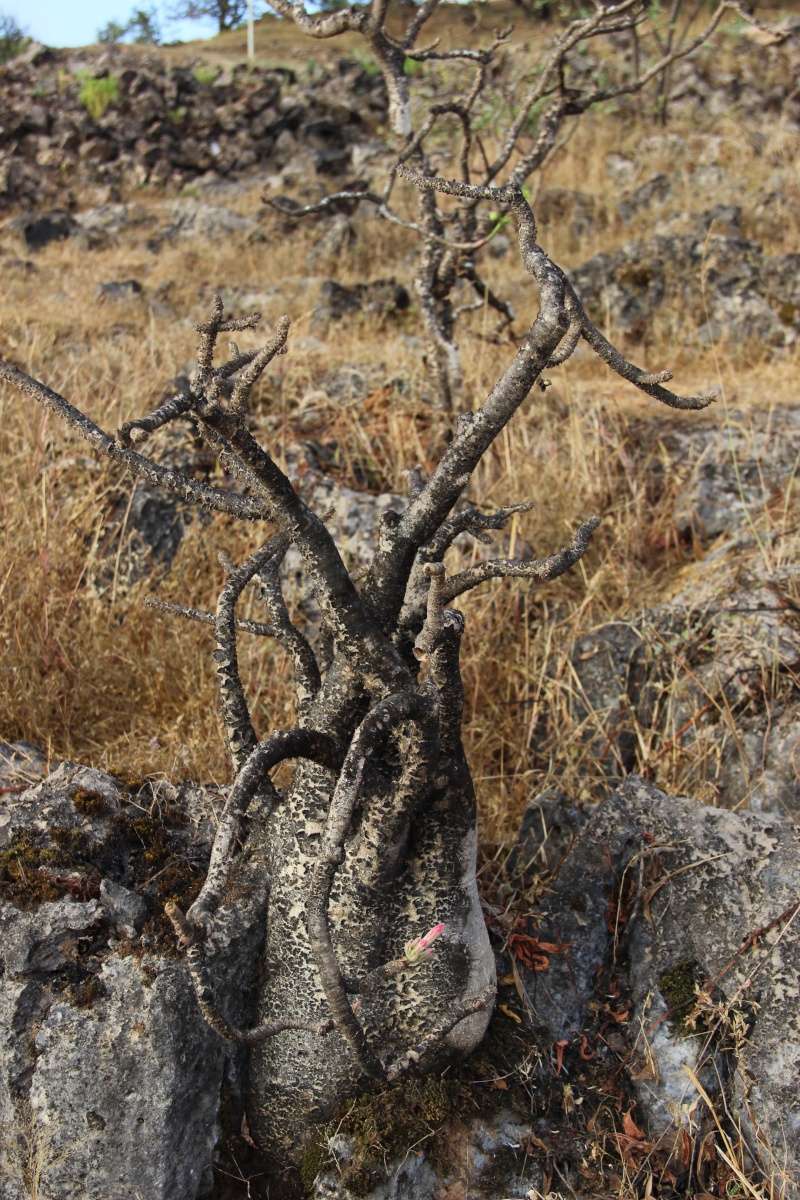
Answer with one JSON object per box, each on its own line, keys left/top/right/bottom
{"left": 658, "top": 959, "right": 703, "bottom": 1034}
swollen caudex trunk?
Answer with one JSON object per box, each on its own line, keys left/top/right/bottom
{"left": 247, "top": 709, "right": 495, "bottom": 1152}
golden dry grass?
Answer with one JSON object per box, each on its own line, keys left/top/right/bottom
{"left": 0, "top": 11, "right": 798, "bottom": 845}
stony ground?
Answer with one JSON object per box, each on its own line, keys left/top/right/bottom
{"left": 1, "top": 5, "right": 799, "bottom": 1199}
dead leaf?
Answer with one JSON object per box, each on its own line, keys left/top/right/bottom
{"left": 622, "top": 1110, "right": 645, "bottom": 1140}
{"left": 499, "top": 1004, "right": 522, "bottom": 1024}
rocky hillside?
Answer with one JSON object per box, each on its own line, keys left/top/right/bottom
{"left": 0, "top": 42, "right": 387, "bottom": 210}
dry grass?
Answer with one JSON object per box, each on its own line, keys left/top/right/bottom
{"left": 1, "top": 32, "right": 798, "bottom": 831}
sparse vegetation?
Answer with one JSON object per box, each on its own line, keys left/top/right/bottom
{"left": 98, "top": 6, "right": 161, "bottom": 46}
{"left": 192, "top": 62, "right": 220, "bottom": 83}
{"left": 76, "top": 71, "right": 121, "bottom": 120}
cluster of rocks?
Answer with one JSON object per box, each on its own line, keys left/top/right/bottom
{"left": 0, "top": 43, "right": 387, "bottom": 211}
{"left": 3, "top": 752, "right": 798, "bottom": 1199}
{"left": 568, "top": 404, "right": 800, "bottom": 822}
{"left": 569, "top": 201, "right": 800, "bottom": 350}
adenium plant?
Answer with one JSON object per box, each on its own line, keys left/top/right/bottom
{"left": 4, "top": 0, "right": 785, "bottom": 1173}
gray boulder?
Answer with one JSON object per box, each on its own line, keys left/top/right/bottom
{"left": 570, "top": 226, "right": 799, "bottom": 348}
{"left": 6, "top": 210, "right": 78, "bottom": 251}
{"left": 26, "top": 958, "right": 224, "bottom": 1200}
{"left": 146, "top": 200, "right": 259, "bottom": 251}
{"left": 620, "top": 778, "right": 800, "bottom": 1191}
{"left": 0, "top": 759, "right": 264, "bottom": 1200}
{"left": 312, "top": 278, "right": 410, "bottom": 329}
{"left": 660, "top": 406, "right": 800, "bottom": 542}
{"left": 506, "top": 780, "right": 800, "bottom": 1194}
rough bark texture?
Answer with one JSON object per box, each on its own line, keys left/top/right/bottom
{"left": 248, "top": 705, "right": 494, "bottom": 1149}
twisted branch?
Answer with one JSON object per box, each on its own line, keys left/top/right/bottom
{"left": 441, "top": 515, "right": 600, "bottom": 604}
{"left": 306, "top": 691, "right": 438, "bottom": 1078}
{"left": 186, "top": 728, "right": 344, "bottom": 935}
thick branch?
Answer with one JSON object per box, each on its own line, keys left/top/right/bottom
{"left": 366, "top": 175, "right": 568, "bottom": 622}
{"left": 306, "top": 691, "right": 438, "bottom": 1078}
{"left": 166, "top": 902, "right": 338, "bottom": 1044}
{"left": 186, "top": 728, "right": 344, "bottom": 934}
{"left": 215, "top": 540, "right": 287, "bottom": 772}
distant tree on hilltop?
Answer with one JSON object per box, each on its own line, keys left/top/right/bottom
{"left": 168, "top": 0, "right": 252, "bottom": 33}
{"left": 0, "top": 12, "right": 28, "bottom": 61}
{"left": 98, "top": 6, "right": 161, "bottom": 44}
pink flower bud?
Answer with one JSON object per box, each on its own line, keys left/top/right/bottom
{"left": 404, "top": 922, "right": 446, "bottom": 965}
{"left": 417, "top": 922, "right": 445, "bottom": 951}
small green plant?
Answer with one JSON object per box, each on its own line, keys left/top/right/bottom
{"left": 192, "top": 64, "right": 220, "bottom": 86}
{"left": 354, "top": 53, "right": 381, "bottom": 78}
{"left": 77, "top": 72, "right": 120, "bottom": 121}
{"left": 168, "top": 106, "right": 187, "bottom": 124}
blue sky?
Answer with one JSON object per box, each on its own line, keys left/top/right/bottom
{"left": 5, "top": 2, "right": 220, "bottom": 47}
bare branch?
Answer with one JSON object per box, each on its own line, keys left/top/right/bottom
{"left": 118, "top": 389, "right": 194, "bottom": 448}
{"left": 547, "top": 297, "right": 583, "bottom": 368}
{"left": 255, "top": 544, "right": 321, "bottom": 713}
{"left": 404, "top": 28, "right": 511, "bottom": 64}
{"left": 144, "top": 596, "right": 276, "bottom": 638}
{"left": 442, "top": 515, "right": 600, "bottom": 603}
{"left": 425, "top": 500, "right": 534, "bottom": 560}
{"left": 166, "top": 902, "right": 338, "bottom": 1044}
{"left": 266, "top": 0, "right": 364, "bottom": 40}
{"left": 0, "top": 361, "right": 268, "bottom": 522}
{"left": 413, "top": 563, "right": 447, "bottom": 660}
{"left": 563, "top": 277, "right": 717, "bottom": 411}
{"left": 179, "top": 300, "right": 410, "bottom": 674}
{"left": 215, "top": 540, "right": 288, "bottom": 773}
{"left": 402, "top": 0, "right": 441, "bottom": 50}
{"left": 366, "top": 174, "right": 567, "bottom": 621}
{"left": 266, "top": 189, "right": 495, "bottom": 252}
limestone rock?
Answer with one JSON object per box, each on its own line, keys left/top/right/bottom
{"left": 312, "top": 277, "right": 411, "bottom": 329}
{"left": 96, "top": 278, "right": 143, "bottom": 302}
{"left": 0, "top": 759, "right": 266, "bottom": 1200}
{"left": 26, "top": 956, "right": 225, "bottom": 1200}
{"left": 6, "top": 210, "right": 78, "bottom": 251}
{"left": 570, "top": 227, "right": 798, "bottom": 349}
{"left": 619, "top": 777, "right": 800, "bottom": 1189}
{"left": 662, "top": 407, "right": 800, "bottom": 542}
